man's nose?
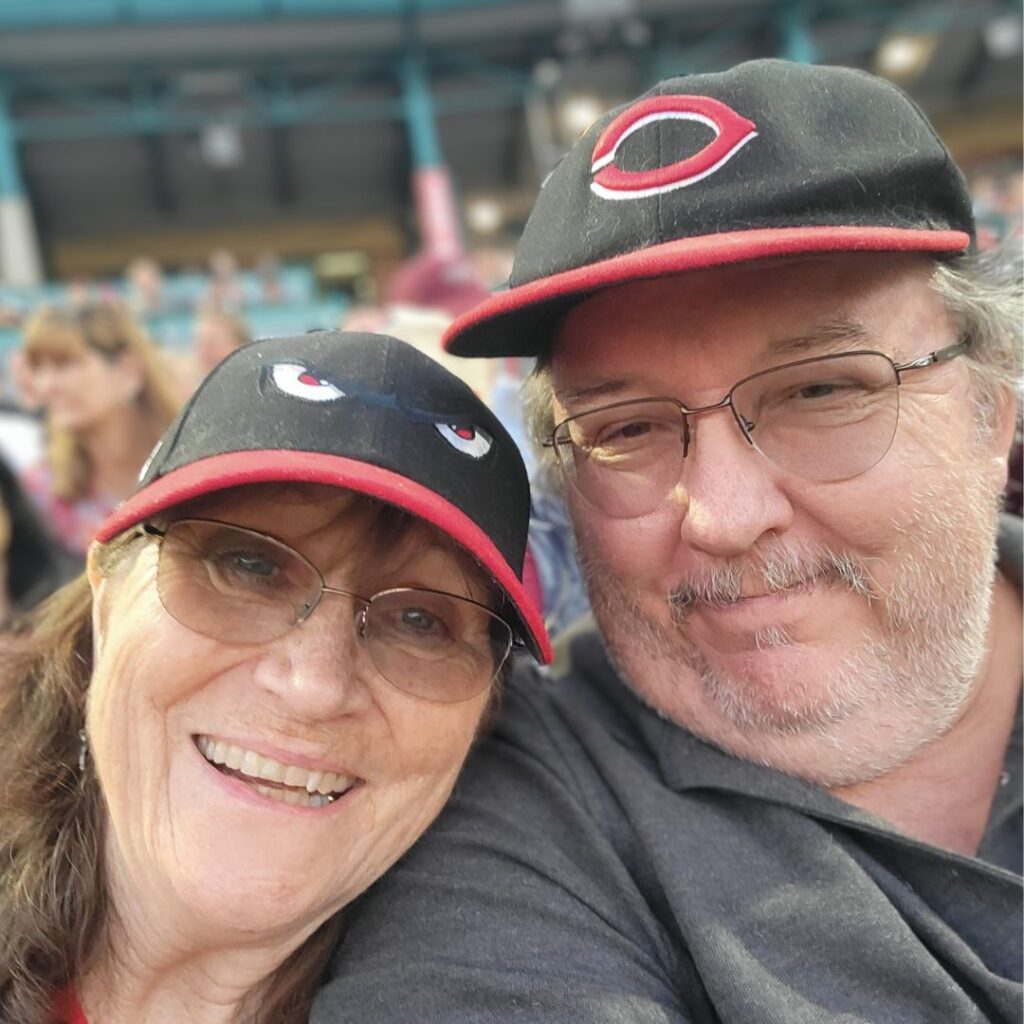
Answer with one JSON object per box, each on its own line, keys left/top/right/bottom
{"left": 251, "top": 598, "right": 377, "bottom": 723}
{"left": 675, "top": 408, "right": 795, "bottom": 559}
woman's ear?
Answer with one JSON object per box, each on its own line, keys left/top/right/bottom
{"left": 86, "top": 540, "right": 104, "bottom": 594}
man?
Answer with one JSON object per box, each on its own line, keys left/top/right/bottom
{"left": 314, "top": 59, "right": 1022, "bottom": 1024}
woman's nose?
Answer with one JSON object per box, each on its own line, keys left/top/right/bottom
{"left": 251, "top": 600, "right": 377, "bottom": 723}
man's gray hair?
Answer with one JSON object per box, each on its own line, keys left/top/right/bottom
{"left": 521, "top": 243, "right": 1023, "bottom": 477}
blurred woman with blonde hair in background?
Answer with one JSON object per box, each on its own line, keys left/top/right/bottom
{"left": 20, "top": 301, "right": 181, "bottom": 557}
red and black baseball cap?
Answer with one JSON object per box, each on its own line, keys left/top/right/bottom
{"left": 443, "top": 59, "right": 975, "bottom": 358}
{"left": 96, "top": 330, "right": 551, "bottom": 664}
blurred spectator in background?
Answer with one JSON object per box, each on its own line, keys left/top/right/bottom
{"left": 207, "top": 248, "right": 245, "bottom": 309}
{"left": 193, "top": 304, "right": 251, "bottom": 378}
{"left": 19, "top": 302, "right": 181, "bottom": 557}
{"left": 0, "top": 455, "right": 76, "bottom": 626}
{"left": 5, "top": 348, "right": 42, "bottom": 413}
{"left": 124, "top": 256, "right": 167, "bottom": 317}
{"left": 255, "top": 250, "right": 286, "bottom": 304}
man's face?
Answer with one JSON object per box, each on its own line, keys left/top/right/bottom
{"left": 551, "top": 254, "right": 1013, "bottom": 785}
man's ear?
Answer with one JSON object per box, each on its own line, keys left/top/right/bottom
{"left": 989, "top": 386, "right": 1021, "bottom": 489}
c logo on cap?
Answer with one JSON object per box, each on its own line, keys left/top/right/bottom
{"left": 590, "top": 95, "right": 757, "bottom": 200}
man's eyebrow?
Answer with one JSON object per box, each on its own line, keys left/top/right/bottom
{"left": 766, "top": 318, "right": 871, "bottom": 358}
{"left": 557, "top": 319, "right": 874, "bottom": 405}
{"left": 555, "top": 379, "right": 638, "bottom": 405}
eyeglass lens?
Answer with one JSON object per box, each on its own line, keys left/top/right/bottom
{"left": 556, "top": 352, "right": 900, "bottom": 518}
{"left": 154, "top": 520, "right": 510, "bottom": 702}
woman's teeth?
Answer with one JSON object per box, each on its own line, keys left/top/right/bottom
{"left": 195, "top": 735, "right": 355, "bottom": 809}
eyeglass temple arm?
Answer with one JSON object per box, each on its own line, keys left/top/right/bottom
{"left": 893, "top": 339, "right": 970, "bottom": 376}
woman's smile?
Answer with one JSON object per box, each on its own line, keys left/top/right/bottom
{"left": 193, "top": 734, "right": 363, "bottom": 811}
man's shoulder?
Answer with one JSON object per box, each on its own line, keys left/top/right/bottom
{"left": 492, "top": 618, "right": 659, "bottom": 775}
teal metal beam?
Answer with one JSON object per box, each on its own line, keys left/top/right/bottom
{"left": 400, "top": 53, "right": 442, "bottom": 169}
{"left": 778, "top": 2, "right": 817, "bottom": 64}
{"left": 0, "top": 80, "right": 26, "bottom": 197}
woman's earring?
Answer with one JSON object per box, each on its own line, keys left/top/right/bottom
{"left": 78, "top": 728, "right": 88, "bottom": 772}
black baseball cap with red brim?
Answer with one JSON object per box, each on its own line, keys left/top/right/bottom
{"left": 443, "top": 59, "right": 975, "bottom": 358}
{"left": 96, "top": 330, "right": 552, "bottom": 665}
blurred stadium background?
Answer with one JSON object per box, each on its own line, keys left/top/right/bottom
{"left": 0, "top": 0, "right": 1020, "bottom": 623}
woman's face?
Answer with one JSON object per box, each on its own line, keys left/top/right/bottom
{"left": 87, "top": 484, "right": 494, "bottom": 948}
{"left": 31, "top": 348, "right": 140, "bottom": 433}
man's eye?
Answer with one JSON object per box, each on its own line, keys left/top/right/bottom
{"left": 611, "top": 420, "right": 654, "bottom": 439}
{"left": 594, "top": 419, "right": 669, "bottom": 446}
{"left": 796, "top": 381, "right": 843, "bottom": 399}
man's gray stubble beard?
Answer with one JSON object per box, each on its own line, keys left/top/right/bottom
{"left": 576, "top": 470, "right": 1001, "bottom": 786}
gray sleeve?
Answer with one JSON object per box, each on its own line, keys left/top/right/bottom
{"left": 311, "top": 684, "right": 691, "bottom": 1024}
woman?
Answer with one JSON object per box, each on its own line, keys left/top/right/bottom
{"left": 0, "top": 330, "right": 550, "bottom": 1024}
{"left": 20, "top": 301, "right": 181, "bottom": 557}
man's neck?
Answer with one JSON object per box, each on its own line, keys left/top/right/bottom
{"left": 832, "top": 570, "right": 1023, "bottom": 857}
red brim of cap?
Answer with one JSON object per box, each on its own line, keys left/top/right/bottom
{"left": 443, "top": 225, "right": 972, "bottom": 356}
{"left": 95, "top": 450, "right": 553, "bottom": 665}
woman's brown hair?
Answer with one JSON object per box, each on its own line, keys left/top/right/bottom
{"left": 22, "top": 303, "right": 181, "bottom": 501}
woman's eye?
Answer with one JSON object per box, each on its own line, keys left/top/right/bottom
{"left": 270, "top": 362, "right": 345, "bottom": 403}
{"left": 399, "top": 608, "right": 444, "bottom": 634}
{"left": 230, "top": 553, "right": 276, "bottom": 577}
{"left": 434, "top": 423, "right": 493, "bottom": 458}
{"left": 210, "top": 550, "right": 283, "bottom": 589}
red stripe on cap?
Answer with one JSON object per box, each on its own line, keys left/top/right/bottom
{"left": 96, "top": 451, "right": 552, "bottom": 664}
{"left": 443, "top": 225, "right": 971, "bottom": 354}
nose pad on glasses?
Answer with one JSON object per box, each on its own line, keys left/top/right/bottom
{"left": 681, "top": 415, "right": 691, "bottom": 459}
{"left": 355, "top": 607, "right": 369, "bottom": 639}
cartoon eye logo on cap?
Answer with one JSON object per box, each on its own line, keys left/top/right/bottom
{"left": 270, "top": 362, "right": 346, "bottom": 403}
{"left": 435, "top": 423, "right": 493, "bottom": 459}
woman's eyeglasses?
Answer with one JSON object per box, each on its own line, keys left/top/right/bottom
{"left": 140, "top": 518, "right": 515, "bottom": 703}
{"left": 545, "top": 341, "right": 970, "bottom": 519}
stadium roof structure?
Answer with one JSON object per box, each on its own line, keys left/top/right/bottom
{"left": 0, "top": 0, "right": 1019, "bottom": 277}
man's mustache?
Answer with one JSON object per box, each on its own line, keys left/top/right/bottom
{"left": 668, "top": 545, "right": 874, "bottom": 617}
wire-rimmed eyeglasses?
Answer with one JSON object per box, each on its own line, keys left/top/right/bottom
{"left": 544, "top": 340, "right": 970, "bottom": 519}
{"left": 140, "top": 518, "right": 515, "bottom": 703}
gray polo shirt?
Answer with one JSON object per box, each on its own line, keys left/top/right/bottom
{"left": 315, "top": 519, "right": 1023, "bottom": 1024}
